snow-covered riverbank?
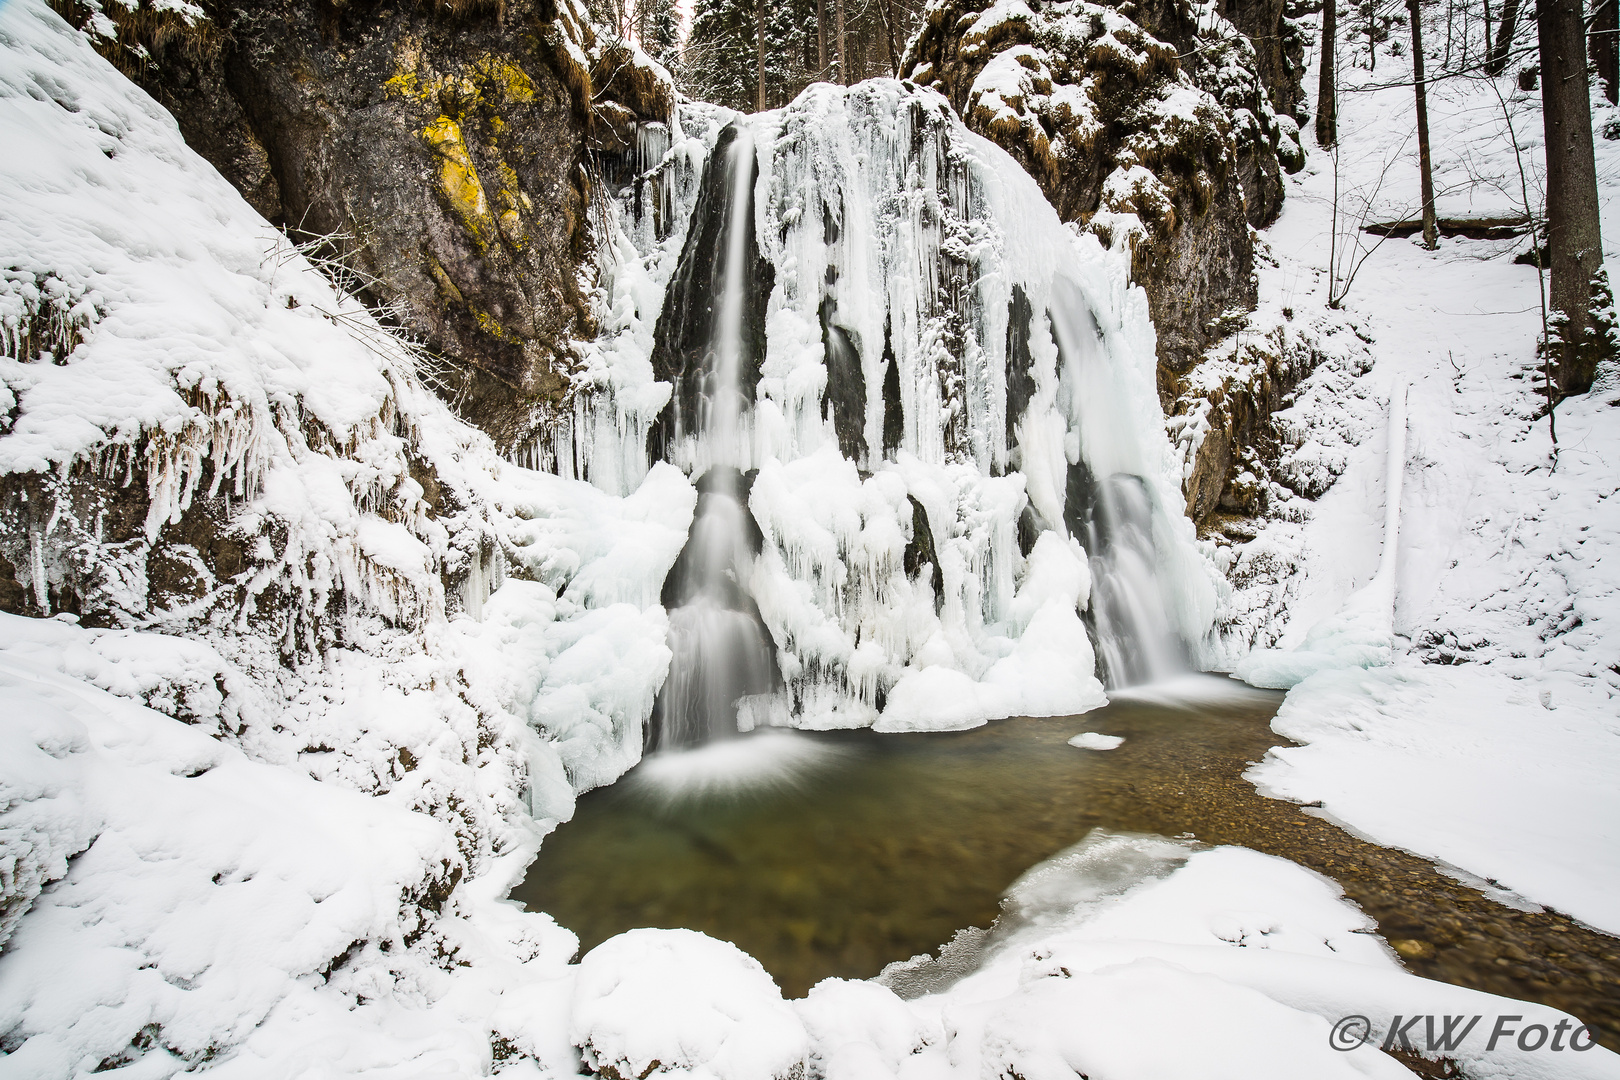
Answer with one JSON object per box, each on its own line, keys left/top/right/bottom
{"left": 2, "top": 0, "right": 1617, "bottom": 1073}
{"left": 1220, "top": 22, "right": 1620, "bottom": 937}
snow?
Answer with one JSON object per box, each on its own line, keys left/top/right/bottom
{"left": 866, "top": 833, "right": 1620, "bottom": 1080}
{"left": 1067, "top": 731, "right": 1123, "bottom": 749}
{"left": 1211, "top": 8, "right": 1620, "bottom": 938}
{"left": 572, "top": 928, "right": 809, "bottom": 1080}
{"left": 0, "top": 627, "right": 580, "bottom": 1078}
{"left": 0, "top": 3, "right": 688, "bottom": 1071}
{"left": 1250, "top": 664, "right": 1620, "bottom": 932}
{"left": 4, "top": 0, "right": 1620, "bottom": 1072}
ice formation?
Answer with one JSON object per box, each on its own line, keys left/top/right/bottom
{"left": 570, "top": 80, "right": 1226, "bottom": 735}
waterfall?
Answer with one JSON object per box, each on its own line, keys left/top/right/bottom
{"left": 1076, "top": 475, "right": 1187, "bottom": 687}
{"left": 583, "top": 83, "right": 1223, "bottom": 736}
{"left": 647, "top": 125, "right": 781, "bottom": 752}
{"left": 1050, "top": 288, "right": 1189, "bottom": 689}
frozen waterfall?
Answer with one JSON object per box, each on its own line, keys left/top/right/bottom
{"left": 566, "top": 81, "right": 1223, "bottom": 737}
{"left": 646, "top": 125, "right": 781, "bottom": 751}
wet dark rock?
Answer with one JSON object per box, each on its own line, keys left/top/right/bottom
{"left": 1004, "top": 285, "right": 1037, "bottom": 463}
{"left": 881, "top": 327, "right": 904, "bottom": 459}
{"left": 821, "top": 301, "right": 869, "bottom": 464}
{"left": 904, "top": 495, "right": 944, "bottom": 608}
{"left": 648, "top": 123, "right": 775, "bottom": 460}
{"left": 53, "top": 0, "right": 673, "bottom": 450}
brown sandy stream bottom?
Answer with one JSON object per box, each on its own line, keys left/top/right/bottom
{"left": 512, "top": 680, "right": 1619, "bottom": 1048}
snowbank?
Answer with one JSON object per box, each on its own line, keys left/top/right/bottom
{"left": 0, "top": 2, "right": 684, "bottom": 1071}
{"left": 1218, "top": 8, "right": 1620, "bottom": 935}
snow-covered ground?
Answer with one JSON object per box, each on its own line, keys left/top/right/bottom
{"left": 2, "top": 0, "right": 1619, "bottom": 1074}
{"left": 1221, "top": 17, "right": 1620, "bottom": 937}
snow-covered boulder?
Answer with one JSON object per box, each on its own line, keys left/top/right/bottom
{"left": 572, "top": 928, "right": 810, "bottom": 1080}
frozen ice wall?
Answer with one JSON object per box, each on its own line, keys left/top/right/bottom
{"left": 567, "top": 80, "right": 1224, "bottom": 730}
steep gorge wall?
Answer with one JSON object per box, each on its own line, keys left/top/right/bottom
{"left": 50, "top": 0, "right": 673, "bottom": 450}
{"left": 904, "top": 0, "right": 1311, "bottom": 529}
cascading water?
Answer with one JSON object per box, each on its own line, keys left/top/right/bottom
{"left": 579, "top": 82, "right": 1223, "bottom": 739}
{"left": 1076, "top": 474, "right": 1187, "bottom": 687}
{"left": 647, "top": 124, "right": 781, "bottom": 752}
{"left": 1050, "top": 286, "right": 1190, "bottom": 689}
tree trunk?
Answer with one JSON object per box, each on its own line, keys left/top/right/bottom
{"left": 818, "top": 0, "right": 827, "bottom": 79}
{"left": 1592, "top": 0, "right": 1620, "bottom": 104}
{"left": 1367, "top": 0, "right": 1377, "bottom": 70}
{"left": 1480, "top": 0, "right": 1491, "bottom": 70}
{"left": 1540, "top": 0, "right": 1610, "bottom": 394}
{"left": 1317, "top": 0, "right": 1338, "bottom": 145}
{"left": 836, "top": 0, "right": 848, "bottom": 84}
{"left": 1487, "top": 0, "right": 1519, "bottom": 75}
{"left": 876, "top": 0, "right": 902, "bottom": 76}
{"left": 1409, "top": 0, "right": 1438, "bottom": 249}
{"left": 756, "top": 0, "right": 766, "bottom": 111}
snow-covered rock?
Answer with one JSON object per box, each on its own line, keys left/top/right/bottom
{"left": 572, "top": 928, "right": 809, "bottom": 1080}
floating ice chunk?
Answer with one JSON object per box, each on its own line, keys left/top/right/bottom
{"left": 1067, "top": 732, "right": 1123, "bottom": 750}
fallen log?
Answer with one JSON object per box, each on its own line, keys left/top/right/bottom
{"left": 1362, "top": 215, "right": 1530, "bottom": 240}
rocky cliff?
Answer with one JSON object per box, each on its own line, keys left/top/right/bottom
{"left": 904, "top": 0, "right": 1309, "bottom": 525}
{"left": 50, "top": 0, "right": 673, "bottom": 451}
{"left": 905, "top": 0, "right": 1304, "bottom": 389}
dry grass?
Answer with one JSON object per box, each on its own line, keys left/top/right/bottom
{"left": 49, "top": 0, "right": 226, "bottom": 82}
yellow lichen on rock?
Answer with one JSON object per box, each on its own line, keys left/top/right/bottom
{"left": 421, "top": 116, "right": 497, "bottom": 249}
{"left": 493, "top": 161, "right": 530, "bottom": 248}
{"left": 472, "top": 56, "right": 536, "bottom": 104}
{"left": 388, "top": 50, "right": 535, "bottom": 116}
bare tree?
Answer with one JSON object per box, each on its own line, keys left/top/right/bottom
{"left": 1538, "top": 0, "right": 1612, "bottom": 394}
{"left": 818, "top": 0, "right": 827, "bottom": 78}
{"left": 1486, "top": 0, "right": 1520, "bottom": 75}
{"left": 1318, "top": 0, "right": 1339, "bottom": 146}
{"left": 1485, "top": 75, "right": 1558, "bottom": 454}
{"left": 1327, "top": 137, "right": 1411, "bottom": 307}
{"left": 1592, "top": 0, "right": 1619, "bottom": 104}
{"left": 757, "top": 0, "right": 766, "bottom": 110}
{"left": 875, "top": 0, "right": 902, "bottom": 76}
{"left": 1408, "top": 0, "right": 1438, "bottom": 248}
{"left": 1367, "top": 0, "right": 1378, "bottom": 70}
{"left": 836, "top": 0, "right": 848, "bottom": 84}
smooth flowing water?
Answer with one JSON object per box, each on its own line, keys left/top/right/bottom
{"left": 649, "top": 124, "right": 779, "bottom": 752}
{"left": 515, "top": 679, "right": 1620, "bottom": 1046}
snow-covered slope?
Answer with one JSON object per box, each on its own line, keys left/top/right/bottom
{"left": 0, "top": 0, "right": 687, "bottom": 1069}
{"left": 1212, "top": 17, "right": 1620, "bottom": 934}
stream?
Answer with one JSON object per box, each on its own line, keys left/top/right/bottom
{"left": 513, "top": 678, "right": 1619, "bottom": 1046}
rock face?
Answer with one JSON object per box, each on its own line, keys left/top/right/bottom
{"left": 51, "top": 0, "right": 673, "bottom": 450}
{"left": 904, "top": 0, "right": 1304, "bottom": 402}
{"left": 1220, "top": 0, "right": 1310, "bottom": 124}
